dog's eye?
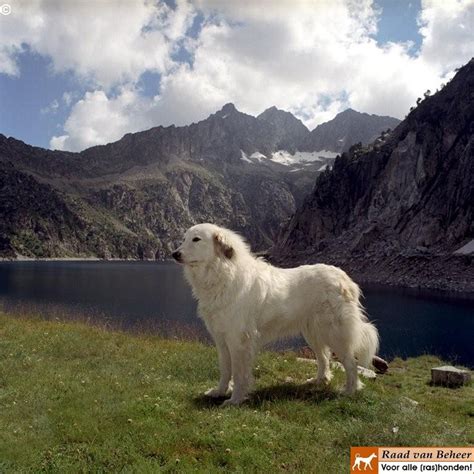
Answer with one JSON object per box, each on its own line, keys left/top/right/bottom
{"left": 192, "top": 237, "right": 201, "bottom": 242}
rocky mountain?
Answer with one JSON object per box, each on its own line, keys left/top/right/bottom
{"left": 257, "top": 106, "right": 309, "bottom": 151}
{"left": 0, "top": 108, "right": 290, "bottom": 259}
{"left": 0, "top": 101, "right": 400, "bottom": 260}
{"left": 274, "top": 59, "right": 474, "bottom": 291}
{"left": 300, "top": 108, "right": 400, "bottom": 153}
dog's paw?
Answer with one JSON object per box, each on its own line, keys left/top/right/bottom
{"left": 221, "top": 397, "right": 246, "bottom": 407}
{"left": 343, "top": 380, "right": 364, "bottom": 395}
{"left": 306, "top": 374, "right": 332, "bottom": 386}
{"left": 204, "top": 387, "right": 227, "bottom": 398}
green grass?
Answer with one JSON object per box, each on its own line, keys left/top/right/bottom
{"left": 0, "top": 313, "right": 472, "bottom": 473}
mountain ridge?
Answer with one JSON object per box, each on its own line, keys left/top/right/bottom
{"left": 0, "top": 103, "right": 403, "bottom": 260}
{"left": 300, "top": 108, "right": 400, "bottom": 153}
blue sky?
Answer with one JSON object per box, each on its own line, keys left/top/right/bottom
{"left": 375, "top": 0, "right": 422, "bottom": 48}
{"left": 0, "top": 0, "right": 472, "bottom": 152}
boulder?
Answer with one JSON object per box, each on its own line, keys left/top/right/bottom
{"left": 431, "top": 366, "right": 471, "bottom": 387}
{"left": 373, "top": 355, "right": 389, "bottom": 373}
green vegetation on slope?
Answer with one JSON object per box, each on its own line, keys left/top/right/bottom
{"left": 0, "top": 314, "right": 472, "bottom": 472}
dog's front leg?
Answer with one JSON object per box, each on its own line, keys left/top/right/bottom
{"left": 221, "top": 336, "right": 255, "bottom": 407}
{"left": 205, "top": 338, "right": 232, "bottom": 398}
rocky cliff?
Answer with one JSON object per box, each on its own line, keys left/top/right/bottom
{"left": 274, "top": 59, "right": 474, "bottom": 291}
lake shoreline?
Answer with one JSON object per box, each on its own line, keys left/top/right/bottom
{"left": 2, "top": 256, "right": 473, "bottom": 295}
{"left": 1, "top": 260, "right": 473, "bottom": 367}
{"left": 273, "top": 253, "right": 474, "bottom": 294}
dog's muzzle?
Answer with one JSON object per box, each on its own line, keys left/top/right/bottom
{"left": 172, "top": 250, "right": 182, "bottom": 262}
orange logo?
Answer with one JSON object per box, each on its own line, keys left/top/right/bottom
{"left": 351, "top": 447, "right": 378, "bottom": 473}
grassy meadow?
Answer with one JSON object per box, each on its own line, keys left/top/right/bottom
{"left": 0, "top": 313, "right": 472, "bottom": 472}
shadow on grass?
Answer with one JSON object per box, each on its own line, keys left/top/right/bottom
{"left": 427, "top": 381, "right": 466, "bottom": 389}
{"left": 192, "top": 382, "right": 339, "bottom": 409}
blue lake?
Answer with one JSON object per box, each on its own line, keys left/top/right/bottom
{"left": 0, "top": 261, "right": 473, "bottom": 367}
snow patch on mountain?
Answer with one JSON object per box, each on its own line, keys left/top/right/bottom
{"left": 241, "top": 150, "right": 268, "bottom": 163}
{"left": 271, "top": 150, "right": 338, "bottom": 166}
{"left": 241, "top": 149, "right": 339, "bottom": 167}
{"left": 240, "top": 150, "right": 252, "bottom": 163}
{"left": 250, "top": 152, "right": 266, "bottom": 161}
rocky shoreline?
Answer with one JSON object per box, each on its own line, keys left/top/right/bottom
{"left": 273, "top": 252, "right": 474, "bottom": 294}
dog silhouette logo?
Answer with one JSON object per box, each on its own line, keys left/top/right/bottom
{"left": 351, "top": 448, "right": 378, "bottom": 473}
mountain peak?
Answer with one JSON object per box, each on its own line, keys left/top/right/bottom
{"left": 260, "top": 105, "right": 279, "bottom": 115}
{"left": 257, "top": 106, "right": 309, "bottom": 148}
{"left": 338, "top": 108, "right": 359, "bottom": 116}
{"left": 219, "top": 103, "right": 238, "bottom": 114}
{"left": 257, "top": 106, "right": 308, "bottom": 129}
{"left": 258, "top": 105, "right": 297, "bottom": 120}
{"left": 300, "top": 108, "right": 400, "bottom": 153}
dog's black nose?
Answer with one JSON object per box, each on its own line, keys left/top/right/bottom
{"left": 172, "top": 251, "right": 182, "bottom": 261}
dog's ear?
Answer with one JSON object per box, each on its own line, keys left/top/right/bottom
{"left": 213, "top": 231, "right": 234, "bottom": 259}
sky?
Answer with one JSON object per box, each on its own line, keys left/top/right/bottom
{"left": 0, "top": 0, "right": 473, "bottom": 152}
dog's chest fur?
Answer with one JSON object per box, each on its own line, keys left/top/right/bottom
{"left": 184, "top": 260, "right": 255, "bottom": 333}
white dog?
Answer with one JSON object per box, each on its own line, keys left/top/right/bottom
{"left": 173, "top": 223, "right": 379, "bottom": 406}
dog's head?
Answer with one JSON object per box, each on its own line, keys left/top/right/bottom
{"left": 172, "top": 223, "right": 236, "bottom": 266}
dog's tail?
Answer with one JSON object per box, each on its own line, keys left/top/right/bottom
{"left": 354, "top": 318, "right": 379, "bottom": 368}
{"left": 340, "top": 275, "right": 379, "bottom": 368}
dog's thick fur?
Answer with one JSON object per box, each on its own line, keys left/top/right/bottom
{"left": 173, "top": 223, "right": 379, "bottom": 406}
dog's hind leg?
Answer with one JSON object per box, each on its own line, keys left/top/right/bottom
{"left": 331, "top": 332, "right": 363, "bottom": 394}
{"left": 328, "top": 299, "right": 365, "bottom": 395}
{"left": 205, "top": 337, "right": 232, "bottom": 398}
{"left": 302, "top": 329, "right": 332, "bottom": 386}
{"left": 340, "top": 353, "right": 362, "bottom": 395}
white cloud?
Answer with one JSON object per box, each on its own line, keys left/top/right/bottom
{"left": 26, "top": 0, "right": 474, "bottom": 151}
{"left": 419, "top": 0, "right": 474, "bottom": 72}
{"left": 40, "top": 98, "right": 59, "bottom": 115}
{"left": 50, "top": 87, "right": 154, "bottom": 151}
{"left": 0, "top": 0, "right": 195, "bottom": 87}
{"left": 62, "top": 91, "right": 73, "bottom": 107}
